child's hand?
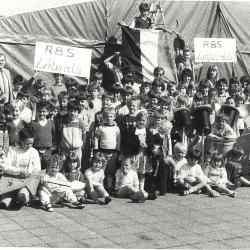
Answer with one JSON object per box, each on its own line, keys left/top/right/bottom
{"left": 20, "top": 170, "right": 30, "bottom": 178}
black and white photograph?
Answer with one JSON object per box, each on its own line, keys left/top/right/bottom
{"left": 0, "top": 0, "right": 250, "bottom": 248}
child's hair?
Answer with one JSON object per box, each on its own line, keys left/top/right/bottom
{"left": 176, "top": 95, "right": 187, "bottom": 106}
{"left": 93, "top": 71, "right": 103, "bottom": 81}
{"left": 92, "top": 152, "right": 106, "bottom": 165}
{"left": 139, "top": 2, "right": 150, "bottom": 12}
{"left": 173, "top": 142, "right": 187, "bottom": 155}
{"left": 36, "top": 100, "right": 50, "bottom": 111}
{"left": 240, "top": 75, "right": 250, "bottom": 86}
{"left": 152, "top": 78, "right": 165, "bottom": 92}
{"left": 67, "top": 100, "right": 81, "bottom": 113}
{"left": 159, "top": 96, "right": 174, "bottom": 107}
{"left": 64, "top": 154, "right": 80, "bottom": 172}
{"left": 216, "top": 78, "right": 228, "bottom": 88}
{"left": 127, "top": 96, "right": 140, "bottom": 106}
{"left": 187, "top": 82, "right": 196, "bottom": 90}
{"left": 9, "top": 99, "right": 24, "bottom": 112}
{"left": 35, "top": 79, "right": 46, "bottom": 89}
{"left": 122, "top": 75, "right": 134, "bottom": 86}
{"left": 47, "top": 154, "right": 64, "bottom": 171}
{"left": 65, "top": 78, "right": 78, "bottom": 89}
{"left": 121, "top": 157, "right": 133, "bottom": 167}
{"left": 53, "top": 73, "right": 64, "bottom": 78}
{"left": 181, "top": 68, "right": 193, "bottom": 82}
{"left": 101, "top": 93, "right": 113, "bottom": 102}
{"left": 225, "top": 96, "right": 236, "bottom": 105}
{"left": 156, "top": 119, "right": 173, "bottom": 134}
{"left": 17, "top": 91, "right": 29, "bottom": 100}
{"left": 193, "top": 92, "right": 204, "bottom": 103}
{"left": 227, "top": 146, "right": 244, "bottom": 160}
{"left": 58, "top": 91, "right": 69, "bottom": 102}
{"left": 88, "top": 84, "right": 100, "bottom": 93}
{"left": 216, "top": 113, "right": 229, "bottom": 122}
{"left": 147, "top": 90, "right": 160, "bottom": 100}
{"left": 141, "top": 81, "right": 151, "bottom": 90}
{"left": 104, "top": 107, "right": 116, "bottom": 116}
{"left": 211, "top": 153, "right": 225, "bottom": 165}
{"left": 19, "top": 128, "right": 34, "bottom": 141}
{"left": 235, "top": 93, "right": 245, "bottom": 105}
{"left": 206, "top": 64, "right": 219, "bottom": 80}
{"left": 120, "top": 86, "right": 134, "bottom": 97}
{"left": 13, "top": 75, "right": 24, "bottom": 85}
{"left": 136, "top": 111, "right": 148, "bottom": 122}
{"left": 200, "top": 80, "right": 211, "bottom": 90}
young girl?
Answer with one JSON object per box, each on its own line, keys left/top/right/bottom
{"left": 38, "top": 154, "right": 84, "bottom": 212}
{"left": 178, "top": 149, "right": 220, "bottom": 197}
{"left": 206, "top": 64, "right": 219, "bottom": 88}
{"left": 63, "top": 155, "right": 86, "bottom": 203}
{"left": 84, "top": 153, "right": 112, "bottom": 205}
{"left": 115, "top": 158, "right": 145, "bottom": 203}
{"left": 204, "top": 153, "right": 236, "bottom": 197}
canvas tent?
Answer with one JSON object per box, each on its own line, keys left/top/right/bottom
{"left": 0, "top": 0, "right": 249, "bottom": 85}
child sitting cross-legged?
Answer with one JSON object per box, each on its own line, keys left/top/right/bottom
{"left": 38, "top": 154, "right": 85, "bottom": 212}
{"left": 204, "top": 153, "right": 237, "bottom": 197}
{"left": 177, "top": 149, "right": 220, "bottom": 197}
{"left": 115, "top": 158, "right": 146, "bottom": 203}
{"left": 84, "top": 152, "right": 112, "bottom": 205}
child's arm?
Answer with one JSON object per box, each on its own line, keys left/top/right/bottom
{"left": 133, "top": 171, "right": 140, "bottom": 190}
{"left": 220, "top": 167, "right": 229, "bottom": 184}
{"left": 165, "top": 156, "right": 177, "bottom": 182}
{"left": 93, "top": 126, "right": 102, "bottom": 151}
{"left": 116, "top": 126, "right": 121, "bottom": 152}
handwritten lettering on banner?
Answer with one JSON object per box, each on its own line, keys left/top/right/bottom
{"left": 194, "top": 38, "right": 236, "bottom": 63}
{"left": 34, "top": 42, "right": 92, "bottom": 78}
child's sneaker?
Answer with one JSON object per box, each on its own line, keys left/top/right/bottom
{"left": 183, "top": 190, "right": 190, "bottom": 196}
{"left": 131, "top": 191, "right": 146, "bottom": 203}
{"left": 147, "top": 193, "right": 157, "bottom": 200}
{"left": 104, "top": 196, "right": 112, "bottom": 205}
{"left": 70, "top": 201, "right": 85, "bottom": 209}
{"left": 45, "top": 203, "right": 54, "bottom": 212}
{"left": 229, "top": 191, "right": 237, "bottom": 198}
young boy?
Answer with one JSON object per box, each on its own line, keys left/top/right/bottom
{"left": 88, "top": 85, "right": 102, "bottom": 113}
{"left": 51, "top": 73, "right": 67, "bottom": 100}
{"left": 94, "top": 107, "right": 120, "bottom": 194}
{"left": 0, "top": 128, "right": 41, "bottom": 209}
{"left": 30, "top": 100, "right": 56, "bottom": 170}
{"left": 216, "top": 78, "right": 230, "bottom": 105}
{"left": 58, "top": 100, "right": 86, "bottom": 165}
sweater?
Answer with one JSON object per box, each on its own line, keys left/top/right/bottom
{"left": 115, "top": 168, "right": 139, "bottom": 191}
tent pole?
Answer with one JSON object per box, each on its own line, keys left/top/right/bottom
{"left": 218, "top": 3, "right": 250, "bottom": 78}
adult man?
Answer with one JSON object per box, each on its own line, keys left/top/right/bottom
{"left": 0, "top": 53, "right": 13, "bottom": 103}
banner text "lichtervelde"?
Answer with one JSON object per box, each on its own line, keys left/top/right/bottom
{"left": 34, "top": 42, "right": 92, "bottom": 79}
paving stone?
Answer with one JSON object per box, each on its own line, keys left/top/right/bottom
{"left": 0, "top": 239, "right": 14, "bottom": 247}
{"left": 67, "top": 229, "right": 101, "bottom": 241}
{"left": 79, "top": 237, "right": 119, "bottom": 248}
{"left": 8, "top": 236, "right": 45, "bottom": 247}
{"left": 193, "top": 241, "right": 229, "bottom": 249}
{"left": 28, "top": 226, "right": 61, "bottom": 237}
{"left": 0, "top": 223, "right": 22, "bottom": 232}
{"left": 38, "top": 233, "right": 74, "bottom": 244}
{"left": 48, "top": 240, "right": 87, "bottom": 247}
{"left": 220, "top": 237, "right": 250, "bottom": 248}
{"left": 1, "top": 229, "right": 34, "bottom": 239}
{"left": 175, "top": 234, "right": 208, "bottom": 244}
{"left": 198, "top": 230, "right": 237, "bottom": 241}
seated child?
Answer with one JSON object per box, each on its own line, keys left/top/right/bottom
{"left": 204, "top": 153, "right": 236, "bottom": 197}
{"left": 178, "top": 149, "right": 220, "bottom": 197}
{"left": 226, "top": 146, "right": 250, "bottom": 187}
{"left": 84, "top": 153, "right": 112, "bottom": 205}
{"left": 38, "top": 154, "right": 84, "bottom": 212}
{"left": 165, "top": 142, "right": 187, "bottom": 185}
{"left": 115, "top": 158, "right": 145, "bottom": 203}
{"left": 0, "top": 128, "right": 41, "bottom": 209}
{"left": 63, "top": 154, "right": 86, "bottom": 203}
{"left": 210, "top": 113, "right": 236, "bottom": 140}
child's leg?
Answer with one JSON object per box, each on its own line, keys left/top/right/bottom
{"left": 94, "top": 184, "right": 109, "bottom": 198}
{"left": 117, "top": 186, "right": 138, "bottom": 198}
{"left": 178, "top": 179, "right": 191, "bottom": 191}
{"left": 138, "top": 173, "right": 145, "bottom": 191}
{"left": 157, "top": 160, "right": 170, "bottom": 195}
{"left": 202, "top": 183, "right": 220, "bottom": 197}
{"left": 240, "top": 177, "right": 250, "bottom": 186}
{"left": 104, "top": 152, "right": 118, "bottom": 192}
{"left": 215, "top": 184, "right": 236, "bottom": 197}
{"left": 17, "top": 187, "right": 30, "bottom": 206}
{"left": 38, "top": 187, "right": 52, "bottom": 206}
{"left": 63, "top": 187, "right": 78, "bottom": 204}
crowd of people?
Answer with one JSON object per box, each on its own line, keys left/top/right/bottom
{"left": 0, "top": 2, "right": 249, "bottom": 212}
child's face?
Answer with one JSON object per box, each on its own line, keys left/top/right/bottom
{"left": 68, "top": 109, "right": 79, "bottom": 121}
{"left": 188, "top": 87, "right": 196, "bottom": 97}
{"left": 68, "top": 161, "right": 78, "bottom": 172}
{"left": 183, "top": 75, "right": 192, "bottom": 83}
{"left": 127, "top": 101, "right": 138, "bottom": 115}
{"left": 92, "top": 160, "right": 102, "bottom": 172}
{"left": 154, "top": 118, "right": 162, "bottom": 128}
{"left": 20, "top": 138, "right": 34, "bottom": 150}
{"left": 210, "top": 69, "right": 217, "bottom": 78}
{"left": 37, "top": 107, "right": 48, "bottom": 120}
{"left": 55, "top": 74, "right": 63, "bottom": 84}
{"left": 183, "top": 52, "right": 191, "bottom": 61}
{"left": 154, "top": 70, "right": 164, "bottom": 80}
{"left": 121, "top": 160, "right": 132, "bottom": 175}
{"left": 218, "top": 119, "right": 227, "bottom": 129}
{"left": 114, "top": 93, "right": 120, "bottom": 102}
{"left": 48, "top": 163, "right": 60, "bottom": 176}
{"left": 124, "top": 82, "right": 132, "bottom": 88}
{"left": 174, "top": 148, "right": 186, "bottom": 160}
{"left": 143, "top": 86, "right": 150, "bottom": 94}
{"left": 42, "top": 94, "right": 51, "bottom": 101}
{"left": 140, "top": 9, "right": 149, "bottom": 18}
{"left": 105, "top": 113, "right": 115, "bottom": 125}
{"left": 20, "top": 97, "right": 29, "bottom": 105}
{"left": 49, "top": 109, "right": 58, "bottom": 118}
{"left": 11, "top": 107, "right": 21, "bottom": 120}
{"left": 102, "top": 98, "right": 112, "bottom": 109}
{"left": 218, "top": 83, "right": 227, "bottom": 94}
{"left": 150, "top": 98, "right": 158, "bottom": 107}
{"left": 90, "top": 89, "right": 98, "bottom": 99}
{"left": 202, "top": 87, "right": 209, "bottom": 96}
{"left": 13, "top": 84, "right": 23, "bottom": 92}
{"left": 168, "top": 86, "right": 176, "bottom": 96}
{"left": 213, "top": 160, "right": 222, "bottom": 169}
{"left": 60, "top": 98, "right": 68, "bottom": 109}
{"left": 180, "top": 87, "right": 187, "bottom": 95}
{"left": 79, "top": 100, "right": 88, "bottom": 110}
{"left": 137, "top": 116, "right": 147, "bottom": 129}
{"left": 160, "top": 104, "right": 169, "bottom": 113}
{"left": 226, "top": 98, "right": 236, "bottom": 107}
{"left": 187, "top": 157, "right": 198, "bottom": 167}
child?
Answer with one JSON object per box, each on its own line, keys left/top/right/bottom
{"left": 178, "top": 149, "right": 220, "bottom": 197}
{"left": 30, "top": 100, "right": 56, "bottom": 170}
{"left": 63, "top": 155, "right": 86, "bottom": 203}
{"left": 204, "top": 153, "right": 236, "bottom": 197}
{"left": 84, "top": 152, "right": 112, "bottom": 204}
{"left": 17, "top": 91, "right": 33, "bottom": 123}
{"left": 51, "top": 73, "right": 67, "bottom": 100}
{"left": 226, "top": 146, "right": 250, "bottom": 187}
{"left": 12, "top": 75, "right": 24, "bottom": 100}
{"left": 88, "top": 85, "right": 102, "bottom": 113}
{"left": 206, "top": 64, "right": 219, "bottom": 88}
{"left": 165, "top": 142, "right": 188, "bottom": 185}
{"left": 115, "top": 158, "right": 145, "bottom": 202}
{"left": 210, "top": 113, "right": 236, "bottom": 140}
{"left": 58, "top": 100, "right": 86, "bottom": 165}
{"left": 152, "top": 119, "right": 173, "bottom": 195}
{"left": 0, "top": 128, "right": 41, "bottom": 209}
{"left": 6, "top": 100, "right": 26, "bottom": 146}
{"left": 38, "top": 154, "right": 84, "bottom": 212}
{"left": 216, "top": 78, "right": 230, "bottom": 105}
{"left": 140, "top": 81, "right": 151, "bottom": 96}
{"left": 94, "top": 107, "right": 120, "bottom": 194}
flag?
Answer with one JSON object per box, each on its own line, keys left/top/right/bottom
{"left": 121, "top": 26, "right": 177, "bottom": 83}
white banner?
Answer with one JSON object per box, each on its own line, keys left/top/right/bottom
{"left": 34, "top": 41, "right": 92, "bottom": 79}
{"left": 194, "top": 38, "right": 236, "bottom": 63}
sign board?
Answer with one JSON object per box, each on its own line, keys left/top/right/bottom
{"left": 194, "top": 38, "right": 236, "bottom": 63}
{"left": 34, "top": 41, "right": 92, "bottom": 79}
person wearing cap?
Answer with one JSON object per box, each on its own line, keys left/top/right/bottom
{"left": 0, "top": 53, "right": 13, "bottom": 104}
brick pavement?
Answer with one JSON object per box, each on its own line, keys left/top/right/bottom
{"left": 1, "top": 188, "right": 250, "bottom": 248}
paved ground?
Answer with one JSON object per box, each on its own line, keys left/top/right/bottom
{"left": 1, "top": 188, "right": 250, "bottom": 248}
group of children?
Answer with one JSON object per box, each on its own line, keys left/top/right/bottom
{"left": 0, "top": 2, "right": 249, "bottom": 211}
